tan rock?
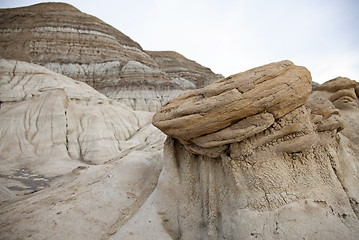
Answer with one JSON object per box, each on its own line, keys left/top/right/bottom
{"left": 153, "top": 60, "right": 312, "bottom": 141}
{"left": 192, "top": 112, "right": 274, "bottom": 148}
{"left": 306, "top": 97, "right": 344, "bottom": 132}
{"left": 183, "top": 143, "right": 228, "bottom": 158}
{"left": 310, "top": 77, "right": 359, "bottom": 218}
{"left": 313, "top": 77, "right": 356, "bottom": 92}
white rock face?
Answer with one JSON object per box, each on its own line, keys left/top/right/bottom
{"left": 43, "top": 60, "right": 184, "bottom": 112}
{"left": 0, "top": 59, "right": 158, "bottom": 196}
{"left": 0, "top": 59, "right": 165, "bottom": 237}
{"left": 0, "top": 59, "right": 107, "bottom": 106}
{"left": 0, "top": 138, "right": 164, "bottom": 240}
{"left": 43, "top": 60, "right": 123, "bottom": 86}
{"left": 121, "top": 60, "right": 159, "bottom": 74}
{"left": 104, "top": 86, "right": 183, "bottom": 112}
{"left": 172, "top": 77, "right": 196, "bottom": 89}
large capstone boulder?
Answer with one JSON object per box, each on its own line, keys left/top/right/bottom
{"left": 153, "top": 60, "right": 312, "bottom": 156}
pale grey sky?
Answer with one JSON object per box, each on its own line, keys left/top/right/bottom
{"left": 1, "top": 0, "right": 358, "bottom": 83}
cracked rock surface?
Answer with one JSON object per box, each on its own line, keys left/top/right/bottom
{"left": 153, "top": 60, "right": 312, "bottom": 157}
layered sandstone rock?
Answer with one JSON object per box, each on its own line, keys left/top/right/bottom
{"left": 153, "top": 60, "right": 312, "bottom": 156}
{"left": 0, "top": 59, "right": 162, "bottom": 196}
{"left": 0, "top": 3, "right": 221, "bottom": 111}
{"left": 0, "top": 2, "right": 177, "bottom": 111}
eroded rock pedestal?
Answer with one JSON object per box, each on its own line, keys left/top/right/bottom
{"left": 124, "top": 61, "right": 359, "bottom": 239}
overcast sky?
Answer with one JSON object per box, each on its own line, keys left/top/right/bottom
{"left": 1, "top": 0, "right": 358, "bottom": 83}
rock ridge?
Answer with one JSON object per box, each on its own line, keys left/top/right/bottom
{"left": 0, "top": 3, "right": 222, "bottom": 111}
{"left": 146, "top": 50, "right": 223, "bottom": 88}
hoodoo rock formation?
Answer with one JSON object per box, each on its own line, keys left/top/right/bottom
{"left": 1, "top": 59, "right": 359, "bottom": 239}
{"left": 153, "top": 60, "right": 312, "bottom": 157}
{"left": 136, "top": 61, "right": 358, "bottom": 239}
{"left": 0, "top": 2, "right": 359, "bottom": 240}
{"left": 0, "top": 3, "right": 221, "bottom": 111}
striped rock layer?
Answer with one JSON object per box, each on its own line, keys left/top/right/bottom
{"left": 0, "top": 2, "right": 221, "bottom": 111}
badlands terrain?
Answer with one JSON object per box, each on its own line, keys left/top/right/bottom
{"left": 0, "top": 2, "right": 359, "bottom": 240}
